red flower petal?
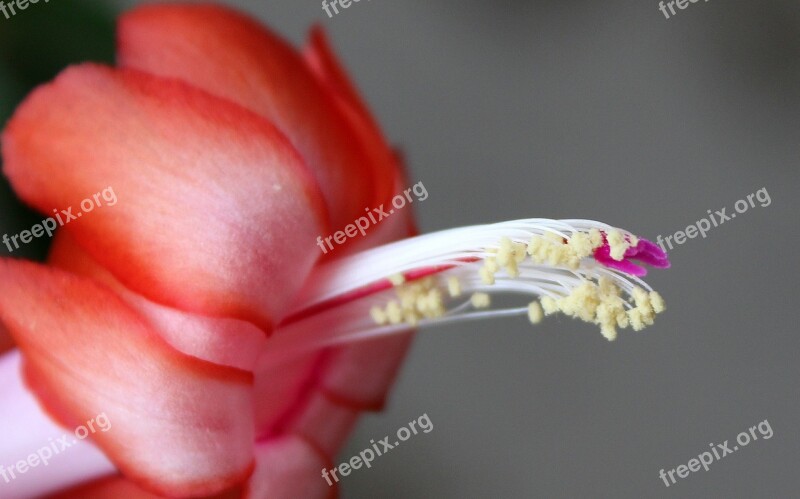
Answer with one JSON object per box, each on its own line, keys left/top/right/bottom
{"left": 253, "top": 349, "right": 358, "bottom": 456}
{"left": 0, "top": 259, "right": 255, "bottom": 497}
{"left": 264, "top": 336, "right": 412, "bottom": 457}
{"left": 253, "top": 352, "right": 324, "bottom": 437}
{"left": 0, "top": 322, "right": 12, "bottom": 354}
{"left": 320, "top": 334, "right": 414, "bottom": 411}
{"left": 118, "top": 3, "right": 384, "bottom": 228}
{"left": 253, "top": 332, "right": 410, "bottom": 459}
{"left": 49, "top": 230, "right": 267, "bottom": 371}
{"left": 49, "top": 476, "right": 242, "bottom": 499}
{"left": 49, "top": 476, "right": 168, "bottom": 499}
{"left": 2, "top": 64, "right": 327, "bottom": 330}
{"left": 304, "top": 26, "right": 380, "bottom": 139}
{"left": 245, "top": 436, "right": 337, "bottom": 499}
{"left": 303, "top": 27, "right": 418, "bottom": 255}
{"left": 285, "top": 390, "right": 360, "bottom": 456}
{"left": 0, "top": 351, "right": 117, "bottom": 498}
{"left": 252, "top": 171, "right": 418, "bottom": 460}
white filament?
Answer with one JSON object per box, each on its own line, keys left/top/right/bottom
{"left": 290, "top": 218, "right": 634, "bottom": 311}
{"left": 266, "top": 219, "right": 661, "bottom": 358}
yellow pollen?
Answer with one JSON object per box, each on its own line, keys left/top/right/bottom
{"left": 493, "top": 237, "right": 527, "bottom": 277}
{"left": 505, "top": 258, "right": 520, "bottom": 278}
{"left": 370, "top": 306, "right": 387, "bottom": 325}
{"left": 528, "top": 302, "right": 544, "bottom": 324}
{"left": 600, "top": 325, "right": 618, "bottom": 341}
{"left": 589, "top": 228, "right": 603, "bottom": 247}
{"left": 513, "top": 242, "right": 528, "bottom": 263}
{"left": 447, "top": 277, "right": 462, "bottom": 297}
{"left": 496, "top": 237, "right": 514, "bottom": 266}
{"left": 530, "top": 277, "right": 664, "bottom": 340}
{"left": 386, "top": 300, "right": 403, "bottom": 324}
{"left": 372, "top": 276, "right": 448, "bottom": 327}
{"left": 526, "top": 230, "right": 605, "bottom": 269}
{"left": 650, "top": 291, "right": 666, "bottom": 314}
{"left": 541, "top": 296, "right": 559, "bottom": 315}
{"left": 544, "top": 231, "right": 564, "bottom": 243}
{"left": 567, "top": 232, "right": 594, "bottom": 258}
{"left": 607, "top": 230, "right": 634, "bottom": 261}
{"left": 627, "top": 308, "right": 645, "bottom": 331}
{"left": 470, "top": 292, "right": 491, "bottom": 308}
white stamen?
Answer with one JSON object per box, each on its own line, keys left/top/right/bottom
{"left": 269, "top": 219, "right": 667, "bottom": 359}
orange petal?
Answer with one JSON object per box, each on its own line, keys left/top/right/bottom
{"left": 0, "top": 259, "right": 255, "bottom": 497}
{"left": 2, "top": 64, "right": 327, "bottom": 329}
{"left": 118, "top": 3, "right": 383, "bottom": 228}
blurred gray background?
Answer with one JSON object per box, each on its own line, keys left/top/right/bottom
{"left": 3, "top": 0, "right": 800, "bottom": 497}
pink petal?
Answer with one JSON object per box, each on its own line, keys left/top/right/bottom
{"left": 49, "top": 475, "right": 242, "bottom": 499}
{"left": 244, "top": 436, "right": 336, "bottom": 499}
{"left": 0, "top": 351, "right": 116, "bottom": 498}
{"left": 0, "top": 259, "right": 255, "bottom": 497}
{"left": 49, "top": 231, "right": 267, "bottom": 371}
{"left": 118, "top": 3, "right": 387, "bottom": 229}
{"left": 2, "top": 64, "right": 327, "bottom": 330}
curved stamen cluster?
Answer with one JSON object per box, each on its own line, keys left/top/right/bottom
{"left": 368, "top": 235, "right": 664, "bottom": 340}
{"left": 274, "top": 219, "right": 670, "bottom": 356}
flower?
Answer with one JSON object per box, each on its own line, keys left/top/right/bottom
{"left": 0, "top": 4, "right": 669, "bottom": 498}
